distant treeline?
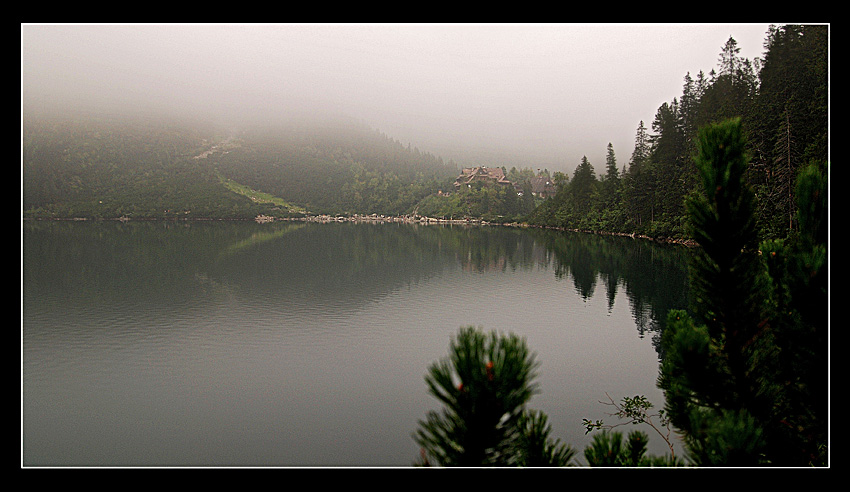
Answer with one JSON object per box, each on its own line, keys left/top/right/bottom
{"left": 526, "top": 25, "right": 828, "bottom": 242}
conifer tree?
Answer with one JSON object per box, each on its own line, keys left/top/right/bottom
{"left": 583, "top": 430, "right": 654, "bottom": 467}
{"left": 571, "top": 156, "right": 597, "bottom": 215}
{"left": 718, "top": 36, "right": 743, "bottom": 77}
{"left": 649, "top": 99, "right": 688, "bottom": 231}
{"left": 757, "top": 162, "right": 828, "bottom": 465}
{"left": 658, "top": 118, "right": 828, "bottom": 466}
{"left": 658, "top": 118, "right": 769, "bottom": 465}
{"left": 601, "top": 143, "right": 620, "bottom": 207}
{"left": 680, "top": 73, "right": 698, "bottom": 147}
{"left": 413, "top": 326, "right": 574, "bottom": 466}
{"left": 632, "top": 120, "right": 651, "bottom": 166}
{"left": 604, "top": 142, "right": 620, "bottom": 182}
{"left": 623, "top": 121, "right": 654, "bottom": 230}
{"left": 413, "top": 326, "right": 537, "bottom": 466}
{"left": 514, "top": 409, "right": 577, "bottom": 467}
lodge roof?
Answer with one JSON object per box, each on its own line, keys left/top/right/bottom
{"left": 454, "top": 166, "right": 512, "bottom": 187}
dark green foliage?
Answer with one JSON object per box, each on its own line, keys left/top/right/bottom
{"left": 414, "top": 326, "right": 538, "bottom": 466}
{"left": 755, "top": 164, "right": 828, "bottom": 465}
{"left": 525, "top": 155, "right": 602, "bottom": 231}
{"left": 414, "top": 326, "right": 574, "bottom": 467}
{"left": 598, "top": 143, "right": 623, "bottom": 228}
{"left": 660, "top": 310, "right": 770, "bottom": 466}
{"left": 620, "top": 121, "right": 654, "bottom": 231}
{"left": 513, "top": 410, "right": 577, "bottom": 467}
{"left": 583, "top": 430, "right": 683, "bottom": 467}
{"left": 584, "top": 431, "right": 627, "bottom": 466}
{"left": 414, "top": 183, "right": 534, "bottom": 222}
{"left": 658, "top": 118, "right": 828, "bottom": 466}
{"left": 658, "top": 119, "right": 768, "bottom": 464}
{"left": 570, "top": 156, "right": 598, "bottom": 216}
{"left": 743, "top": 25, "right": 827, "bottom": 239}
{"left": 687, "top": 118, "right": 764, "bottom": 347}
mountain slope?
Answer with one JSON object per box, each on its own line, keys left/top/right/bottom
{"left": 22, "top": 113, "right": 458, "bottom": 219}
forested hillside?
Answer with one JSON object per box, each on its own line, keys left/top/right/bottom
{"left": 211, "top": 119, "right": 457, "bottom": 216}
{"left": 526, "top": 25, "right": 829, "bottom": 242}
{"left": 23, "top": 113, "right": 255, "bottom": 219}
{"left": 22, "top": 113, "right": 459, "bottom": 219}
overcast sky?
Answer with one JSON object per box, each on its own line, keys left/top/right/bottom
{"left": 21, "top": 23, "right": 774, "bottom": 173}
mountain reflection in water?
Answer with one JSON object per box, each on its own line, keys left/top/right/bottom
{"left": 23, "top": 220, "right": 690, "bottom": 466}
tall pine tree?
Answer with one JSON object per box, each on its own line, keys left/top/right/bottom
{"left": 622, "top": 121, "right": 653, "bottom": 230}
{"left": 658, "top": 118, "right": 828, "bottom": 466}
{"left": 571, "top": 155, "right": 598, "bottom": 217}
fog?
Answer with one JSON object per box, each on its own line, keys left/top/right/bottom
{"left": 21, "top": 23, "right": 771, "bottom": 173}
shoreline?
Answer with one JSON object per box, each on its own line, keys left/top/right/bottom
{"left": 23, "top": 213, "right": 698, "bottom": 247}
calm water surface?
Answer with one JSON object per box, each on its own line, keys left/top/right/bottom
{"left": 22, "top": 220, "right": 691, "bottom": 466}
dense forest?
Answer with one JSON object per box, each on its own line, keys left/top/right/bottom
{"left": 527, "top": 25, "right": 829, "bottom": 242}
{"left": 23, "top": 24, "right": 828, "bottom": 244}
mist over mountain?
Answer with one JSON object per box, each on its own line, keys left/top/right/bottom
{"left": 27, "top": 23, "right": 807, "bottom": 226}
{"left": 22, "top": 24, "right": 772, "bottom": 175}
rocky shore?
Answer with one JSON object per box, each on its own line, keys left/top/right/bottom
{"left": 261, "top": 213, "right": 697, "bottom": 246}
{"left": 272, "top": 213, "right": 502, "bottom": 226}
